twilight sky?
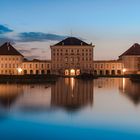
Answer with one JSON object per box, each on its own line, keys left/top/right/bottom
{"left": 0, "top": 0, "right": 140, "bottom": 60}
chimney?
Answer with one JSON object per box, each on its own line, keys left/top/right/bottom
{"left": 7, "top": 42, "right": 10, "bottom": 51}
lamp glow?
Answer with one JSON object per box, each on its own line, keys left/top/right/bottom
{"left": 123, "top": 68, "right": 126, "bottom": 73}
{"left": 17, "top": 68, "right": 22, "bottom": 73}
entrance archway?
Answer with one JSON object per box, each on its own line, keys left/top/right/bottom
{"left": 65, "top": 69, "right": 69, "bottom": 76}
{"left": 100, "top": 70, "right": 103, "bottom": 75}
{"left": 76, "top": 69, "right": 80, "bottom": 75}
{"left": 111, "top": 70, "right": 115, "bottom": 75}
{"left": 106, "top": 70, "right": 109, "bottom": 75}
{"left": 70, "top": 69, "right": 75, "bottom": 76}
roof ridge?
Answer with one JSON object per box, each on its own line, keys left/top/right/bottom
{"left": 0, "top": 42, "right": 23, "bottom": 56}
{"left": 120, "top": 43, "right": 140, "bottom": 57}
{"left": 53, "top": 37, "right": 91, "bottom": 46}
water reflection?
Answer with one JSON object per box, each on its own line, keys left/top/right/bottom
{"left": 119, "top": 78, "right": 140, "bottom": 105}
{"left": 0, "top": 84, "right": 23, "bottom": 108}
{"left": 51, "top": 78, "right": 94, "bottom": 111}
{"left": 0, "top": 78, "right": 140, "bottom": 112}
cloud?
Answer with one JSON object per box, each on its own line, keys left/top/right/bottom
{"left": 0, "top": 25, "right": 13, "bottom": 34}
{"left": 18, "top": 32, "right": 67, "bottom": 42}
{"left": 0, "top": 37, "right": 15, "bottom": 45}
{"left": 25, "top": 55, "right": 41, "bottom": 60}
{"left": 18, "top": 49, "right": 31, "bottom": 54}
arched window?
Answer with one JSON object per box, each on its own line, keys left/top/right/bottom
{"left": 24, "top": 70, "right": 27, "bottom": 75}
{"left": 30, "top": 70, "right": 33, "bottom": 75}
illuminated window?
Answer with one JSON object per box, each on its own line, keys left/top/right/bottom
{"left": 70, "top": 69, "right": 75, "bottom": 76}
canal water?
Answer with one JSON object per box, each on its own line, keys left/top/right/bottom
{"left": 0, "top": 78, "right": 140, "bottom": 140}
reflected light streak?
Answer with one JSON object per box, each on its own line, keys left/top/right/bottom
{"left": 122, "top": 78, "right": 126, "bottom": 93}
{"left": 70, "top": 78, "right": 75, "bottom": 91}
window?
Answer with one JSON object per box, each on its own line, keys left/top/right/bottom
{"left": 30, "top": 70, "right": 33, "bottom": 74}
{"left": 36, "top": 70, "right": 39, "bottom": 75}
{"left": 41, "top": 64, "right": 44, "bottom": 68}
{"left": 41, "top": 70, "right": 45, "bottom": 74}
{"left": 47, "top": 64, "right": 50, "bottom": 68}
{"left": 65, "top": 57, "right": 68, "bottom": 62}
{"left": 70, "top": 57, "right": 73, "bottom": 62}
{"left": 101, "top": 64, "right": 103, "bottom": 68}
{"left": 24, "top": 70, "right": 27, "bottom": 75}
{"left": 36, "top": 64, "right": 38, "bottom": 68}
{"left": 30, "top": 64, "right": 32, "bottom": 68}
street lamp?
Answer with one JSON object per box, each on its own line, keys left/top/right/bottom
{"left": 123, "top": 68, "right": 126, "bottom": 75}
{"left": 17, "top": 68, "right": 22, "bottom": 75}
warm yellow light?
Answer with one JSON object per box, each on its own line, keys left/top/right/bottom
{"left": 17, "top": 68, "right": 22, "bottom": 73}
{"left": 70, "top": 69, "right": 75, "bottom": 76}
{"left": 70, "top": 78, "right": 75, "bottom": 90}
{"left": 123, "top": 68, "right": 126, "bottom": 73}
{"left": 70, "top": 69, "right": 75, "bottom": 73}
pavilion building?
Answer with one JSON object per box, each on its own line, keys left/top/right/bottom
{"left": 50, "top": 37, "right": 94, "bottom": 76}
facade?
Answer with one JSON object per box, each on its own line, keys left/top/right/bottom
{"left": 119, "top": 43, "right": 140, "bottom": 74}
{"left": 50, "top": 37, "right": 94, "bottom": 76}
{"left": 0, "top": 42, "right": 51, "bottom": 75}
{"left": 0, "top": 42, "right": 23, "bottom": 75}
{"left": 51, "top": 78, "right": 93, "bottom": 110}
{"left": 21, "top": 59, "right": 51, "bottom": 75}
{"left": 93, "top": 60, "right": 123, "bottom": 75}
{"left": 0, "top": 37, "right": 140, "bottom": 76}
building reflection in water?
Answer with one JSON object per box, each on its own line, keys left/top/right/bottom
{"left": 1, "top": 78, "right": 139, "bottom": 112}
{"left": 119, "top": 78, "right": 140, "bottom": 105}
{"left": 0, "top": 84, "right": 23, "bottom": 108}
{"left": 51, "top": 78, "right": 94, "bottom": 111}
{"left": 16, "top": 84, "right": 51, "bottom": 111}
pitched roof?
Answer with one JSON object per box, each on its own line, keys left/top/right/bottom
{"left": 0, "top": 42, "right": 23, "bottom": 56}
{"left": 53, "top": 37, "right": 92, "bottom": 46}
{"left": 120, "top": 43, "right": 140, "bottom": 57}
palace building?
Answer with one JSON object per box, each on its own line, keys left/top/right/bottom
{"left": 50, "top": 37, "right": 94, "bottom": 76}
{"left": 0, "top": 37, "right": 140, "bottom": 76}
{"left": 0, "top": 42, "right": 24, "bottom": 75}
{"left": 93, "top": 60, "right": 123, "bottom": 75}
{"left": 119, "top": 43, "right": 140, "bottom": 74}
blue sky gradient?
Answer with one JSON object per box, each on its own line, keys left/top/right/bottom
{"left": 0, "top": 0, "right": 140, "bottom": 59}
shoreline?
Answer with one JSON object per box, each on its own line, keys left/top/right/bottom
{"left": 0, "top": 74, "right": 133, "bottom": 84}
{"left": 0, "top": 74, "right": 59, "bottom": 84}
